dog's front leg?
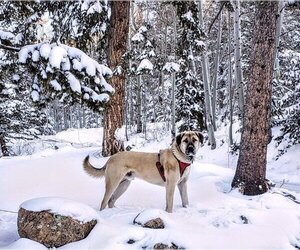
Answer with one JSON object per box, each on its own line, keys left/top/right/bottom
{"left": 178, "top": 179, "right": 189, "bottom": 208}
{"left": 165, "top": 181, "right": 176, "bottom": 213}
{"left": 165, "top": 171, "right": 178, "bottom": 213}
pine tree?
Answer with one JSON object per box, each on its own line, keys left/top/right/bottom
{"left": 0, "top": 1, "right": 111, "bottom": 156}
{"left": 174, "top": 1, "right": 206, "bottom": 133}
{"left": 273, "top": 4, "right": 300, "bottom": 157}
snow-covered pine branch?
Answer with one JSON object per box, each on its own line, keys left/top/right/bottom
{"left": 162, "top": 62, "right": 180, "bottom": 74}
{"left": 0, "top": 29, "right": 22, "bottom": 51}
{"left": 18, "top": 43, "right": 114, "bottom": 112}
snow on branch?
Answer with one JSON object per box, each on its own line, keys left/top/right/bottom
{"left": 0, "top": 30, "right": 16, "bottom": 44}
{"left": 137, "top": 58, "right": 153, "bottom": 74}
{"left": 0, "top": 29, "right": 22, "bottom": 46}
{"left": 18, "top": 42, "right": 114, "bottom": 111}
{"left": 163, "top": 62, "right": 180, "bottom": 73}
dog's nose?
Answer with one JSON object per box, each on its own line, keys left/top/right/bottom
{"left": 187, "top": 144, "right": 195, "bottom": 154}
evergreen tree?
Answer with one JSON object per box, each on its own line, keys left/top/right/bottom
{"left": 272, "top": 4, "right": 300, "bottom": 157}
{"left": 0, "top": 1, "right": 110, "bottom": 156}
{"left": 174, "top": 1, "right": 205, "bottom": 132}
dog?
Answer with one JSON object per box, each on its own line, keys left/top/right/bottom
{"left": 83, "top": 131, "right": 203, "bottom": 213}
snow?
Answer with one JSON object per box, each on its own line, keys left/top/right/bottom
{"left": 182, "top": 10, "right": 194, "bottom": 23}
{"left": 81, "top": 0, "right": 104, "bottom": 14}
{"left": 132, "top": 33, "right": 144, "bottom": 43}
{"left": 39, "top": 43, "right": 51, "bottom": 59}
{"left": 17, "top": 43, "right": 114, "bottom": 103}
{"left": 31, "top": 90, "right": 39, "bottom": 102}
{"left": 50, "top": 79, "right": 62, "bottom": 91}
{"left": 0, "top": 30, "right": 16, "bottom": 44}
{"left": 20, "top": 197, "right": 99, "bottom": 223}
{"left": 0, "top": 126, "right": 300, "bottom": 249}
{"left": 137, "top": 59, "right": 153, "bottom": 72}
{"left": 163, "top": 62, "right": 180, "bottom": 73}
{"left": 49, "top": 46, "right": 67, "bottom": 69}
{"left": 32, "top": 50, "right": 40, "bottom": 62}
{"left": 66, "top": 72, "right": 81, "bottom": 93}
{"left": 134, "top": 209, "right": 175, "bottom": 228}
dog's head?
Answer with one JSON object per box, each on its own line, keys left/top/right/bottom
{"left": 175, "top": 131, "right": 203, "bottom": 160}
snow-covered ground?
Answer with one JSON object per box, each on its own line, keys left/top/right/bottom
{"left": 0, "top": 126, "right": 300, "bottom": 249}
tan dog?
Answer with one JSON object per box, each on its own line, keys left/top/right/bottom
{"left": 83, "top": 131, "right": 203, "bottom": 213}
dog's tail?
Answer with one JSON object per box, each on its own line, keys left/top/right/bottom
{"left": 83, "top": 155, "right": 106, "bottom": 178}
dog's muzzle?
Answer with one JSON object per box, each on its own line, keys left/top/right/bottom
{"left": 186, "top": 144, "right": 195, "bottom": 156}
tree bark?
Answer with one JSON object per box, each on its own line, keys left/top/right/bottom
{"left": 102, "top": 1, "right": 130, "bottom": 157}
{"left": 228, "top": 11, "right": 234, "bottom": 147}
{"left": 198, "top": 1, "right": 216, "bottom": 149}
{"left": 231, "top": 1, "right": 278, "bottom": 195}
{"left": 211, "top": 11, "right": 223, "bottom": 131}
{"left": 0, "top": 133, "right": 9, "bottom": 156}
{"left": 171, "top": 7, "right": 177, "bottom": 139}
{"left": 136, "top": 74, "right": 143, "bottom": 133}
{"left": 233, "top": 0, "right": 245, "bottom": 117}
{"left": 273, "top": 0, "right": 285, "bottom": 79}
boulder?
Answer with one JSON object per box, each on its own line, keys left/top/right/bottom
{"left": 141, "top": 217, "right": 165, "bottom": 229}
{"left": 153, "top": 242, "right": 180, "bottom": 249}
{"left": 17, "top": 198, "right": 98, "bottom": 248}
{"left": 133, "top": 209, "right": 169, "bottom": 229}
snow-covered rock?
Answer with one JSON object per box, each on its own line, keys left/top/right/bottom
{"left": 133, "top": 209, "right": 174, "bottom": 229}
{"left": 18, "top": 197, "right": 98, "bottom": 248}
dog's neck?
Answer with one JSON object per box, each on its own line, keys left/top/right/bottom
{"left": 171, "top": 143, "right": 193, "bottom": 164}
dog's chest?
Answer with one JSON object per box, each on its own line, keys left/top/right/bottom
{"left": 179, "top": 166, "right": 191, "bottom": 182}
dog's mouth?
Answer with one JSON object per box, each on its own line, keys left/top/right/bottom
{"left": 186, "top": 144, "right": 195, "bottom": 156}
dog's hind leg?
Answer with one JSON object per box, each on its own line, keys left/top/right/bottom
{"left": 100, "top": 172, "right": 125, "bottom": 210}
{"left": 108, "top": 179, "right": 131, "bottom": 208}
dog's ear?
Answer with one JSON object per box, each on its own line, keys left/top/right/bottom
{"left": 176, "top": 133, "right": 183, "bottom": 146}
{"left": 196, "top": 132, "right": 204, "bottom": 144}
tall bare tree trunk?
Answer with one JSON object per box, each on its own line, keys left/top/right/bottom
{"left": 136, "top": 74, "right": 143, "bottom": 133}
{"left": 102, "top": 1, "right": 130, "bottom": 156}
{"left": 0, "top": 133, "right": 9, "bottom": 156}
{"left": 231, "top": 1, "right": 278, "bottom": 195}
{"left": 198, "top": 1, "right": 216, "bottom": 149}
{"left": 211, "top": 11, "right": 223, "bottom": 131}
{"left": 171, "top": 7, "right": 177, "bottom": 139}
{"left": 233, "top": 0, "right": 244, "bottom": 117}
{"left": 228, "top": 11, "right": 234, "bottom": 147}
{"left": 273, "top": 0, "right": 285, "bottom": 79}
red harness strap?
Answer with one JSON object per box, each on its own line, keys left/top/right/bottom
{"left": 178, "top": 161, "right": 191, "bottom": 177}
{"left": 156, "top": 154, "right": 191, "bottom": 182}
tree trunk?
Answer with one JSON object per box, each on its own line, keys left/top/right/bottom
{"left": 233, "top": 0, "right": 244, "bottom": 117}
{"left": 171, "top": 71, "right": 176, "bottom": 139}
{"left": 231, "top": 1, "right": 278, "bottom": 195}
{"left": 273, "top": 0, "right": 285, "bottom": 79}
{"left": 228, "top": 10, "right": 234, "bottom": 147}
{"left": 102, "top": 1, "right": 130, "bottom": 157}
{"left": 198, "top": 1, "right": 216, "bottom": 149}
{"left": 211, "top": 11, "right": 223, "bottom": 131}
{"left": 136, "top": 74, "right": 143, "bottom": 133}
{"left": 171, "top": 7, "right": 177, "bottom": 139}
{"left": 0, "top": 133, "right": 9, "bottom": 157}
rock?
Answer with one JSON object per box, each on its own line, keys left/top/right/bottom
{"left": 153, "top": 243, "right": 181, "bottom": 249}
{"left": 143, "top": 218, "right": 165, "bottom": 229}
{"left": 134, "top": 216, "right": 165, "bottom": 229}
{"left": 17, "top": 198, "right": 98, "bottom": 248}
{"left": 134, "top": 209, "right": 170, "bottom": 229}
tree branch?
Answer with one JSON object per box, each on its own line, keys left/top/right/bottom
{"left": 0, "top": 43, "right": 20, "bottom": 52}
{"left": 208, "top": 2, "right": 226, "bottom": 34}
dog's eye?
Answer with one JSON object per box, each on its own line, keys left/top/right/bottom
{"left": 183, "top": 139, "right": 188, "bottom": 143}
{"left": 192, "top": 138, "right": 197, "bottom": 142}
